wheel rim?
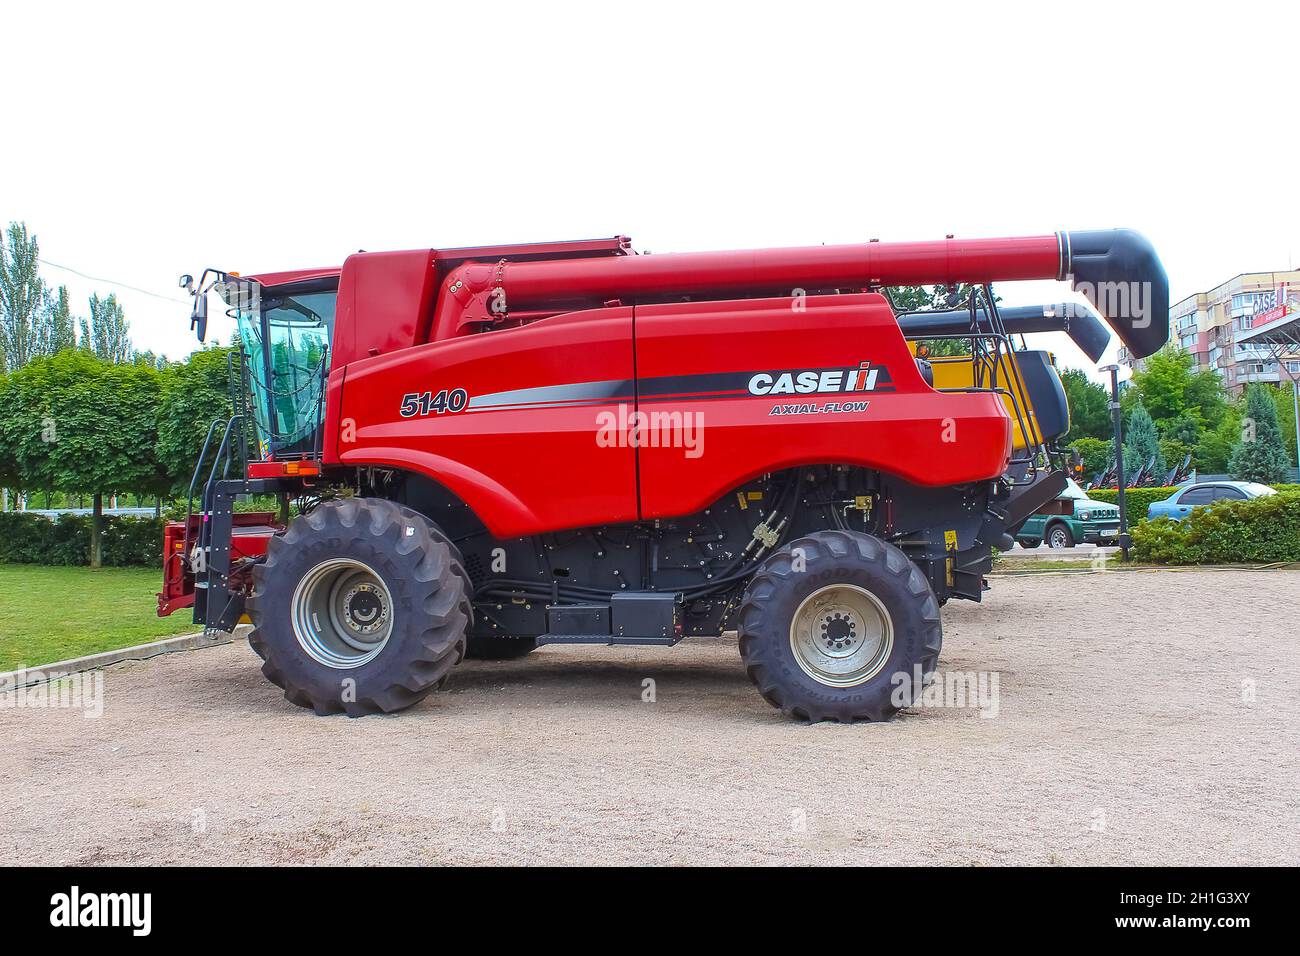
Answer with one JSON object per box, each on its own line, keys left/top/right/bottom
{"left": 291, "top": 558, "right": 394, "bottom": 669}
{"left": 1050, "top": 528, "right": 1069, "bottom": 548}
{"left": 788, "top": 584, "right": 894, "bottom": 687}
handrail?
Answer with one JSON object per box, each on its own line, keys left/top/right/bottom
{"left": 181, "top": 418, "right": 225, "bottom": 572}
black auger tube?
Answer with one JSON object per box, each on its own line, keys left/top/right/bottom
{"left": 896, "top": 228, "right": 1170, "bottom": 362}
{"left": 896, "top": 302, "right": 1112, "bottom": 363}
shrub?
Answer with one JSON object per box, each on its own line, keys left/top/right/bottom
{"left": 1085, "top": 486, "right": 1178, "bottom": 517}
{"left": 1087, "top": 484, "right": 1300, "bottom": 521}
{"left": 1131, "top": 490, "right": 1300, "bottom": 564}
{"left": 0, "top": 512, "right": 163, "bottom": 566}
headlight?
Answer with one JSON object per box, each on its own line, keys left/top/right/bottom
{"left": 1077, "top": 510, "right": 1091, "bottom": 520}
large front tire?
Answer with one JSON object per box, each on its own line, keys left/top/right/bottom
{"left": 737, "top": 530, "right": 942, "bottom": 722}
{"left": 247, "top": 498, "right": 469, "bottom": 716}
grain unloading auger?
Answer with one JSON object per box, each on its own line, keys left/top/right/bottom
{"left": 160, "top": 228, "right": 1167, "bottom": 720}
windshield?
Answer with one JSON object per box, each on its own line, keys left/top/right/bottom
{"left": 236, "top": 289, "right": 335, "bottom": 458}
{"left": 1061, "top": 478, "right": 1088, "bottom": 499}
{"left": 1244, "top": 483, "right": 1277, "bottom": 497}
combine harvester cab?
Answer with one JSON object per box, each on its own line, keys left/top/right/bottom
{"left": 161, "top": 228, "right": 1167, "bottom": 721}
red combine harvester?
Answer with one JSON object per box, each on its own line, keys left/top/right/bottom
{"left": 160, "top": 230, "right": 1167, "bottom": 720}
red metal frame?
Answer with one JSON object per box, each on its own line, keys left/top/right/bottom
{"left": 158, "top": 512, "right": 282, "bottom": 616}
{"left": 165, "top": 230, "right": 1164, "bottom": 615}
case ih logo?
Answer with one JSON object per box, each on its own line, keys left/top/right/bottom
{"left": 748, "top": 363, "right": 885, "bottom": 396}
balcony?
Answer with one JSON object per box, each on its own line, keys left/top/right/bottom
{"left": 1237, "top": 370, "right": 1281, "bottom": 384}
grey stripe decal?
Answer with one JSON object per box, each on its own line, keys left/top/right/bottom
{"left": 467, "top": 378, "right": 634, "bottom": 410}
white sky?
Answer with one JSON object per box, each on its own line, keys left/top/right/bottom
{"left": 3, "top": 1, "right": 1297, "bottom": 381}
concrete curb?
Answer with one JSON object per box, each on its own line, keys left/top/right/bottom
{"left": 998, "top": 545, "right": 1121, "bottom": 562}
{"left": 0, "top": 625, "right": 249, "bottom": 689}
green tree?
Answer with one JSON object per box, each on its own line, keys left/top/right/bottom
{"left": 0, "top": 222, "right": 52, "bottom": 371}
{"left": 1124, "top": 399, "right": 1165, "bottom": 477}
{"left": 1184, "top": 364, "right": 1228, "bottom": 426}
{"left": 48, "top": 285, "right": 77, "bottom": 352}
{"left": 1158, "top": 438, "right": 1193, "bottom": 477}
{"left": 82, "top": 292, "right": 133, "bottom": 363}
{"left": 1129, "top": 346, "right": 1193, "bottom": 421}
{"left": 1068, "top": 436, "right": 1111, "bottom": 480}
{"left": 1157, "top": 408, "right": 1203, "bottom": 446}
{"left": 1195, "top": 401, "right": 1243, "bottom": 473}
{"left": 155, "top": 345, "right": 237, "bottom": 495}
{"left": 133, "top": 350, "right": 169, "bottom": 370}
{"left": 0, "top": 351, "right": 163, "bottom": 566}
{"left": 1127, "top": 345, "right": 1226, "bottom": 438}
{"left": 1268, "top": 382, "right": 1298, "bottom": 469}
{"left": 887, "top": 283, "right": 983, "bottom": 356}
{"left": 0, "top": 371, "right": 21, "bottom": 494}
{"left": 1229, "top": 383, "right": 1290, "bottom": 483}
{"left": 1060, "top": 368, "right": 1110, "bottom": 442}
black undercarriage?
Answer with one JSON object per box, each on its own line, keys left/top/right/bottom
{"left": 191, "top": 462, "right": 1065, "bottom": 641}
{"left": 365, "top": 464, "right": 1065, "bottom": 643}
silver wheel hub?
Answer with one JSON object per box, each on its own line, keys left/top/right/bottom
{"left": 789, "top": 584, "right": 894, "bottom": 687}
{"left": 291, "top": 558, "right": 394, "bottom": 669}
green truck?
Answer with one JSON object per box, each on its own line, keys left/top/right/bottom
{"left": 1015, "top": 479, "right": 1120, "bottom": 549}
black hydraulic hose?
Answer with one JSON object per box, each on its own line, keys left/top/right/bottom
{"left": 473, "top": 471, "right": 807, "bottom": 605}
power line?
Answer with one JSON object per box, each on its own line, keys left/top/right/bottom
{"left": 37, "top": 257, "right": 189, "bottom": 305}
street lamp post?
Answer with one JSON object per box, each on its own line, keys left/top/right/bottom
{"left": 1101, "top": 364, "right": 1130, "bottom": 561}
{"left": 1292, "top": 379, "right": 1300, "bottom": 479}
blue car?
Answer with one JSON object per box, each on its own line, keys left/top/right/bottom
{"left": 1147, "top": 481, "right": 1276, "bottom": 521}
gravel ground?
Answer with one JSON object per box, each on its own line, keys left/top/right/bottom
{"left": 2, "top": 569, "right": 1297, "bottom": 866}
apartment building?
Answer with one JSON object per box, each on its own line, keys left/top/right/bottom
{"left": 1118, "top": 270, "right": 1300, "bottom": 393}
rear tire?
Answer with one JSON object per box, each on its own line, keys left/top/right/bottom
{"left": 247, "top": 498, "right": 469, "bottom": 716}
{"left": 736, "top": 530, "right": 942, "bottom": 722}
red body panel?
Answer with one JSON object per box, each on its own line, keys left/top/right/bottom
{"left": 333, "top": 249, "right": 437, "bottom": 366}
{"left": 634, "top": 295, "right": 1011, "bottom": 518}
{"left": 328, "top": 294, "right": 1011, "bottom": 537}
{"left": 334, "top": 308, "right": 639, "bottom": 537}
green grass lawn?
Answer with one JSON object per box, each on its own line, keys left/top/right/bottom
{"left": 0, "top": 564, "right": 199, "bottom": 671}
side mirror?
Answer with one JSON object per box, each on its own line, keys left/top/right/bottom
{"left": 191, "top": 294, "right": 209, "bottom": 342}
{"left": 179, "top": 274, "right": 194, "bottom": 292}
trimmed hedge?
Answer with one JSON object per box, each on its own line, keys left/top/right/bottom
{"left": 1132, "top": 490, "right": 1300, "bottom": 564}
{"left": 0, "top": 512, "right": 163, "bottom": 567}
{"left": 1086, "top": 486, "right": 1177, "bottom": 516}
{"left": 1087, "top": 484, "right": 1300, "bottom": 520}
